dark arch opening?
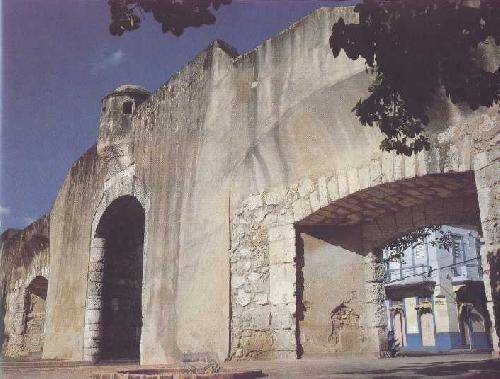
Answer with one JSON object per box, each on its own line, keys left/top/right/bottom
{"left": 95, "top": 195, "right": 145, "bottom": 361}
{"left": 24, "top": 276, "right": 48, "bottom": 356}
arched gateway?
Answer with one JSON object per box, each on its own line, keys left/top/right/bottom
{"left": 82, "top": 170, "right": 150, "bottom": 362}
{"left": 23, "top": 276, "right": 48, "bottom": 356}
{"left": 230, "top": 164, "right": 498, "bottom": 359}
{"left": 83, "top": 196, "right": 145, "bottom": 362}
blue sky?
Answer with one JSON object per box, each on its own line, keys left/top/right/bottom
{"left": 1, "top": 0, "right": 356, "bottom": 232}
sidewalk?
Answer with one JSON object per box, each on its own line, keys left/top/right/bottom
{"left": 1, "top": 353, "right": 498, "bottom": 378}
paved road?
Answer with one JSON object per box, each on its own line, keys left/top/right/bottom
{"left": 1, "top": 353, "right": 499, "bottom": 378}
{"left": 228, "top": 353, "right": 500, "bottom": 378}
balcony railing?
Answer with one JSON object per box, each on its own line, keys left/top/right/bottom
{"left": 385, "top": 265, "right": 432, "bottom": 284}
{"left": 451, "top": 261, "right": 483, "bottom": 283}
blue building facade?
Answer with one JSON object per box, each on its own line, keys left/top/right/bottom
{"left": 384, "top": 226, "right": 492, "bottom": 353}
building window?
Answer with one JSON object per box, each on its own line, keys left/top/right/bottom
{"left": 123, "top": 101, "right": 133, "bottom": 114}
{"left": 451, "top": 235, "right": 466, "bottom": 276}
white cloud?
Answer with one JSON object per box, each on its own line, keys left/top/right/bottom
{"left": 0, "top": 205, "right": 10, "bottom": 216}
{"left": 23, "top": 217, "right": 35, "bottom": 225}
{"left": 91, "top": 49, "right": 126, "bottom": 74}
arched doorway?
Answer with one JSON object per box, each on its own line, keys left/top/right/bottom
{"left": 457, "top": 284, "right": 492, "bottom": 350}
{"left": 23, "top": 276, "right": 48, "bottom": 356}
{"left": 84, "top": 195, "right": 145, "bottom": 362}
{"left": 230, "top": 169, "right": 497, "bottom": 359}
{"left": 294, "top": 172, "right": 480, "bottom": 357}
{"left": 390, "top": 303, "right": 407, "bottom": 348}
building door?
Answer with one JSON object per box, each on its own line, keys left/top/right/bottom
{"left": 420, "top": 312, "right": 436, "bottom": 347}
{"left": 459, "top": 306, "right": 472, "bottom": 349}
{"left": 393, "top": 311, "right": 406, "bottom": 347}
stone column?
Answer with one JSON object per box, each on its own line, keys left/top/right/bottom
{"left": 479, "top": 238, "right": 499, "bottom": 356}
{"left": 474, "top": 151, "right": 499, "bottom": 356}
{"left": 83, "top": 237, "right": 106, "bottom": 362}
{"left": 7, "top": 295, "right": 28, "bottom": 357}
{"left": 268, "top": 224, "right": 297, "bottom": 359}
{"left": 362, "top": 252, "right": 387, "bottom": 357}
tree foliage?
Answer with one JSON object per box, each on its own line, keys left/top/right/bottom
{"left": 382, "top": 225, "right": 453, "bottom": 265}
{"left": 330, "top": 0, "right": 500, "bottom": 156}
{"left": 108, "top": 0, "right": 231, "bottom": 37}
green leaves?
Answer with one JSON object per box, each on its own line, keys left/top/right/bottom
{"left": 331, "top": 0, "right": 500, "bottom": 155}
{"left": 108, "top": 0, "right": 231, "bottom": 37}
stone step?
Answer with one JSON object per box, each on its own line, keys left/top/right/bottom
{"left": 0, "top": 360, "right": 136, "bottom": 369}
{"left": 90, "top": 369, "right": 263, "bottom": 379}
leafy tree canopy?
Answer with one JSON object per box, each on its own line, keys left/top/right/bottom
{"left": 330, "top": 0, "right": 500, "bottom": 156}
{"left": 108, "top": 0, "right": 231, "bottom": 37}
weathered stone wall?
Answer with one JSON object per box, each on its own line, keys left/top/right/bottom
{"left": 41, "top": 5, "right": 499, "bottom": 363}
{"left": 298, "top": 233, "right": 366, "bottom": 356}
{"left": 229, "top": 127, "right": 497, "bottom": 358}
{"left": 0, "top": 216, "right": 50, "bottom": 358}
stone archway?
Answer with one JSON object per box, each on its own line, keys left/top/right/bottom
{"left": 83, "top": 169, "right": 150, "bottom": 363}
{"left": 22, "top": 276, "right": 48, "bottom": 356}
{"left": 84, "top": 196, "right": 145, "bottom": 362}
{"left": 230, "top": 155, "right": 498, "bottom": 359}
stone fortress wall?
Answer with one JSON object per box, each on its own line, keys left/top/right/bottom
{"left": 0, "top": 216, "right": 50, "bottom": 358}
{"left": 1, "top": 6, "right": 498, "bottom": 363}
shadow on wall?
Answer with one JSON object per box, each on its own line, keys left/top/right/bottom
{"left": 295, "top": 234, "right": 304, "bottom": 359}
{"left": 490, "top": 251, "right": 500, "bottom": 351}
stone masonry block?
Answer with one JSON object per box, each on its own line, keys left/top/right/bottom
{"left": 88, "top": 261, "right": 105, "bottom": 273}
{"left": 269, "top": 263, "right": 296, "bottom": 305}
{"left": 370, "top": 159, "right": 383, "bottom": 185}
{"left": 85, "top": 296, "right": 103, "bottom": 311}
{"left": 245, "top": 194, "right": 263, "bottom": 211}
{"left": 416, "top": 149, "right": 429, "bottom": 176}
{"left": 85, "top": 309, "right": 103, "bottom": 325}
{"left": 265, "top": 186, "right": 288, "bottom": 205}
{"left": 292, "top": 198, "right": 312, "bottom": 222}
{"left": 337, "top": 170, "right": 349, "bottom": 197}
{"left": 403, "top": 154, "right": 416, "bottom": 179}
{"left": 473, "top": 151, "right": 489, "bottom": 171}
{"left": 90, "top": 238, "right": 106, "bottom": 249}
{"left": 381, "top": 153, "right": 394, "bottom": 183}
{"left": 89, "top": 247, "right": 105, "bottom": 263}
{"left": 87, "top": 281, "right": 104, "bottom": 297}
{"left": 84, "top": 323, "right": 103, "bottom": 332}
{"left": 327, "top": 175, "right": 339, "bottom": 201}
{"left": 271, "top": 304, "right": 295, "bottom": 330}
{"left": 317, "top": 176, "right": 329, "bottom": 205}
{"left": 87, "top": 271, "right": 104, "bottom": 283}
{"left": 272, "top": 329, "right": 296, "bottom": 351}
{"left": 309, "top": 190, "right": 322, "bottom": 213}
{"left": 298, "top": 178, "right": 315, "bottom": 197}
{"left": 347, "top": 168, "right": 360, "bottom": 193}
{"left": 443, "top": 145, "right": 459, "bottom": 173}
{"left": 268, "top": 224, "right": 295, "bottom": 242}
{"left": 269, "top": 238, "right": 296, "bottom": 265}
{"left": 83, "top": 336, "right": 102, "bottom": 349}
{"left": 275, "top": 209, "right": 294, "bottom": 226}
{"left": 459, "top": 137, "right": 472, "bottom": 172}
{"left": 358, "top": 165, "right": 371, "bottom": 190}
{"left": 475, "top": 161, "right": 500, "bottom": 190}
{"left": 393, "top": 154, "right": 404, "bottom": 180}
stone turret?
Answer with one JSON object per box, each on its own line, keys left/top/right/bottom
{"left": 97, "top": 84, "right": 150, "bottom": 154}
